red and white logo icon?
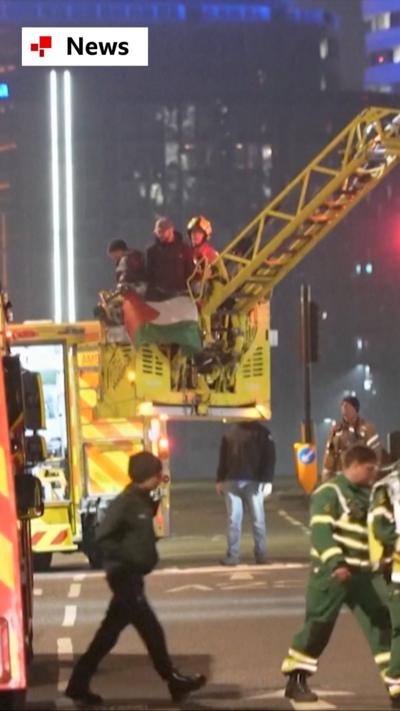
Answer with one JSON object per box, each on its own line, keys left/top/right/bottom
{"left": 30, "top": 35, "right": 52, "bottom": 58}
{"left": 22, "top": 27, "right": 148, "bottom": 67}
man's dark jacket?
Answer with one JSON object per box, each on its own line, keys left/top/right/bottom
{"left": 216, "top": 422, "right": 276, "bottom": 483}
{"left": 95, "top": 483, "right": 158, "bottom": 574}
{"left": 146, "top": 235, "right": 193, "bottom": 300}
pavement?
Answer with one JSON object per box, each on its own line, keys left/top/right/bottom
{"left": 24, "top": 479, "right": 394, "bottom": 710}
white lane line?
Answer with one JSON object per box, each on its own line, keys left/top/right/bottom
{"left": 68, "top": 583, "right": 81, "bottom": 598}
{"left": 35, "top": 562, "right": 309, "bottom": 582}
{"left": 62, "top": 605, "right": 77, "bottom": 627}
{"left": 57, "top": 637, "right": 73, "bottom": 661}
{"left": 291, "top": 701, "right": 336, "bottom": 710}
{"left": 219, "top": 582, "right": 268, "bottom": 591}
{"left": 229, "top": 571, "right": 254, "bottom": 581}
{"left": 249, "top": 688, "right": 350, "bottom": 706}
{"left": 155, "top": 563, "right": 308, "bottom": 574}
{"left": 73, "top": 573, "right": 86, "bottom": 582}
{"left": 33, "top": 588, "right": 43, "bottom": 596}
{"left": 57, "top": 638, "right": 73, "bottom": 693}
{"left": 167, "top": 584, "right": 213, "bottom": 593}
{"left": 278, "top": 509, "right": 310, "bottom": 536}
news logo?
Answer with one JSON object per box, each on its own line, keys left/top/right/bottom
{"left": 22, "top": 28, "right": 148, "bottom": 67}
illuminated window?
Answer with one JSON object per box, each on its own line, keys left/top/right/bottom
{"left": 370, "top": 13, "right": 391, "bottom": 31}
{"left": 355, "top": 263, "right": 362, "bottom": 275}
{"left": 365, "top": 262, "right": 373, "bottom": 274}
{"left": 394, "top": 46, "right": 400, "bottom": 63}
{"left": 0, "top": 83, "right": 9, "bottom": 99}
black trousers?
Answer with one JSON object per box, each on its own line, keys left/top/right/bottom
{"left": 69, "top": 565, "right": 174, "bottom": 688}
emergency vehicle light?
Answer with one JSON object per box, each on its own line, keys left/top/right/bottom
{"left": 158, "top": 437, "right": 169, "bottom": 457}
{"left": 0, "top": 617, "right": 11, "bottom": 683}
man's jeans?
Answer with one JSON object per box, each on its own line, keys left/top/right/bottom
{"left": 223, "top": 480, "right": 267, "bottom": 561}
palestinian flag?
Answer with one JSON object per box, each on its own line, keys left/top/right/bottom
{"left": 122, "top": 292, "right": 202, "bottom": 355}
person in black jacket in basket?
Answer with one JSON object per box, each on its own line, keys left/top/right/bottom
{"left": 146, "top": 217, "right": 194, "bottom": 301}
{"left": 216, "top": 421, "right": 276, "bottom": 566}
{"left": 65, "top": 452, "right": 206, "bottom": 706}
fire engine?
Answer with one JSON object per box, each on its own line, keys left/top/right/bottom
{"left": 5, "top": 106, "right": 400, "bottom": 579}
{"left": 0, "top": 292, "right": 45, "bottom": 709}
{"left": 8, "top": 321, "right": 171, "bottom": 572}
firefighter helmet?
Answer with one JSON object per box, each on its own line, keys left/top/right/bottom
{"left": 187, "top": 215, "right": 212, "bottom": 240}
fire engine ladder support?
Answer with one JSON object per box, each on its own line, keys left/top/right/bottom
{"left": 199, "top": 107, "right": 400, "bottom": 317}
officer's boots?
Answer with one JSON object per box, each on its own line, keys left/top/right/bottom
{"left": 65, "top": 680, "right": 103, "bottom": 706}
{"left": 167, "top": 670, "right": 207, "bottom": 702}
{"left": 284, "top": 671, "right": 318, "bottom": 702}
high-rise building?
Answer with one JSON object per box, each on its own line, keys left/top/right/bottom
{"left": 363, "top": 0, "right": 400, "bottom": 92}
{"left": 0, "top": 0, "right": 340, "bottom": 319}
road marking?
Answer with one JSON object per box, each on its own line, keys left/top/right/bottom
{"left": 33, "top": 588, "right": 43, "bottom": 596}
{"left": 167, "top": 584, "right": 213, "bottom": 593}
{"left": 249, "top": 688, "right": 354, "bottom": 701}
{"left": 229, "top": 571, "right": 254, "bottom": 581}
{"left": 68, "top": 583, "right": 81, "bottom": 598}
{"left": 278, "top": 509, "right": 310, "bottom": 536}
{"left": 155, "top": 563, "right": 308, "bottom": 574}
{"left": 57, "top": 637, "right": 73, "bottom": 661}
{"left": 291, "top": 701, "right": 336, "bottom": 710}
{"left": 57, "top": 638, "right": 73, "bottom": 693}
{"left": 35, "top": 562, "right": 308, "bottom": 581}
{"left": 218, "top": 581, "right": 268, "bottom": 591}
{"left": 62, "top": 605, "right": 77, "bottom": 627}
{"left": 274, "top": 579, "right": 305, "bottom": 589}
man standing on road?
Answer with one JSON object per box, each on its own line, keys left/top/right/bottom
{"left": 65, "top": 451, "right": 206, "bottom": 707}
{"left": 321, "top": 395, "right": 381, "bottom": 482}
{"left": 216, "top": 420, "right": 276, "bottom": 566}
{"left": 281, "top": 444, "right": 391, "bottom": 703}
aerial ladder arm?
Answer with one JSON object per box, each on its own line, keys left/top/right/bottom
{"left": 198, "top": 106, "right": 400, "bottom": 317}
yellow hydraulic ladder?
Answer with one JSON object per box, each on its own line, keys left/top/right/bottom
{"left": 199, "top": 107, "right": 400, "bottom": 316}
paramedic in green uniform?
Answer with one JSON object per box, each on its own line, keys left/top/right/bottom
{"left": 281, "top": 444, "right": 391, "bottom": 702}
{"left": 369, "top": 463, "right": 400, "bottom": 708}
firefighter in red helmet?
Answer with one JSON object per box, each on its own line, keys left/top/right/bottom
{"left": 187, "top": 216, "right": 219, "bottom": 265}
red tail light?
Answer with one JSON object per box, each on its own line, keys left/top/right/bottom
{"left": 158, "top": 437, "right": 169, "bottom": 458}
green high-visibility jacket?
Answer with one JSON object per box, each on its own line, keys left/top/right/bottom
{"left": 310, "top": 474, "right": 370, "bottom": 571}
{"left": 369, "top": 470, "right": 400, "bottom": 581}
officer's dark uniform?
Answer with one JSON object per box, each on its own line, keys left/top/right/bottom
{"left": 66, "top": 481, "right": 173, "bottom": 691}
{"left": 66, "top": 454, "right": 206, "bottom": 705}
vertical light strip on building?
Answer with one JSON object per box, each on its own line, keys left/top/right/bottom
{"left": 63, "top": 70, "right": 76, "bottom": 322}
{"left": 50, "top": 70, "right": 62, "bottom": 322}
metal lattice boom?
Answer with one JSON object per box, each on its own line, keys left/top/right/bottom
{"left": 199, "top": 107, "right": 400, "bottom": 316}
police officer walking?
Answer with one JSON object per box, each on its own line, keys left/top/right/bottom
{"left": 322, "top": 395, "right": 381, "bottom": 482}
{"left": 65, "top": 452, "right": 206, "bottom": 706}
